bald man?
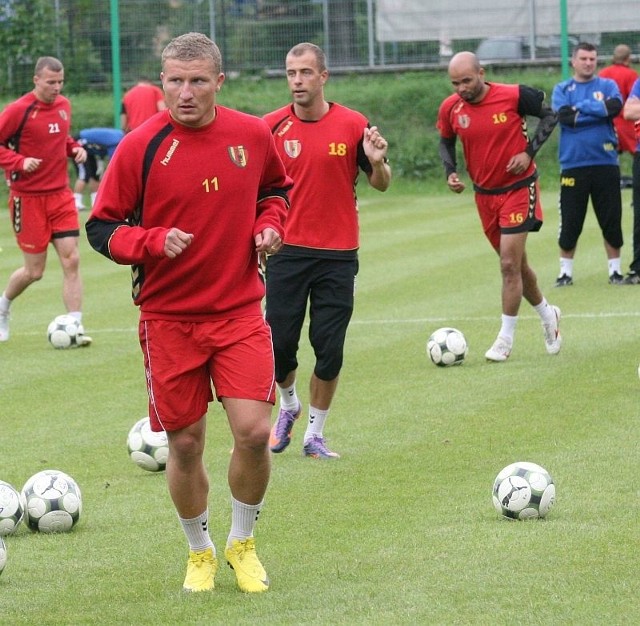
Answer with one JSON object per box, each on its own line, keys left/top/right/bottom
{"left": 599, "top": 44, "right": 638, "bottom": 156}
{"left": 437, "top": 52, "right": 561, "bottom": 362}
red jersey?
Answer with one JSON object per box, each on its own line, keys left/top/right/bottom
{"left": 86, "top": 107, "right": 292, "bottom": 321}
{"left": 599, "top": 63, "right": 639, "bottom": 154}
{"left": 0, "top": 92, "right": 81, "bottom": 194}
{"left": 121, "top": 83, "right": 164, "bottom": 131}
{"left": 263, "top": 103, "right": 372, "bottom": 253}
{"left": 437, "top": 83, "right": 536, "bottom": 190}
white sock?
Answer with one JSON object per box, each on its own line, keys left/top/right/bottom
{"left": 68, "top": 311, "right": 82, "bottom": 323}
{"left": 74, "top": 192, "right": 84, "bottom": 207}
{"left": 608, "top": 258, "right": 621, "bottom": 276}
{"left": 559, "top": 258, "right": 573, "bottom": 277}
{"left": 227, "top": 497, "right": 262, "bottom": 546}
{"left": 278, "top": 382, "right": 299, "bottom": 412}
{"left": 304, "top": 406, "right": 329, "bottom": 441}
{"left": 0, "top": 293, "right": 11, "bottom": 314}
{"left": 179, "top": 509, "right": 215, "bottom": 553}
{"left": 533, "top": 298, "right": 554, "bottom": 323}
{"left": 497, "top": 314, "right": 518, "bottom": 343}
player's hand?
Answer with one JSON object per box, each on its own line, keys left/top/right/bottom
{"left": 506, "top": 152, "right": 531, "bottom": 175}
{"left": 164, "top": 228, "right": 193, "bottom": 259}
{"left": 72, "top": 147, "right": 87, "bottom": 164}
{"left": 255, "top": 227, "right": 282, "bottom": 254}
{"left": 447, "top": 173, "right": 465, "bottom": 193}
{"left": 363, "top": 126, "right": 388, "bottom": 164}
{"left": 22, "top": 157, "right": 43, "bottom": 173}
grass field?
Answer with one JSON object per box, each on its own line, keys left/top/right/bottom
{"left": 1, "top": 183, "right": 638, "bottom": 625}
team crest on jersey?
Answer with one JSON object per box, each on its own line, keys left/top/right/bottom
{"left": 228, "top": 145, "right": 248, "bottom": 167}
{"left": 592, "top": 91, "right": 604, "bottom": 101}
{"left": 284, "top": 139, "right": 301, "bottom": 158}
{"left": 59, "top": 110, "right": 68, "bottom": 121}
{"left": 457, "top": 114, "right": 470, "bottom": 128}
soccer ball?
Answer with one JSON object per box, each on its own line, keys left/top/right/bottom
{"left": 21, "top": 470, "right": 82, "bottom": 533}
{"left": 0, "top": 480, "right": 25, "bottom": 536}
{"left": 47, "top": 314, "right": 85, "bottom": 349}
{"left": 426, "top": 327, "right": 468, "bottom": 367}
{"left": 492, "top": 461, "right": 556, "bottom": 520}
{"left": 127, "top": 417, "right": 169, "bottom": 472}
{"left": 0, "top": 537, "right": 6, "bottom": 575}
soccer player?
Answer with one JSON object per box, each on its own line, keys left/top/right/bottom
{"left": 598, "top": 45, "right": 638, "bottom": 161}
{"left": 120, "top": 78, "right": 166, "bottom": 133}
{"left": 73, "top": 127, "right": 124, "bottom": 210}
{"left": 437, "top": 51, "right": 561, "bottom": 362}
{"left": 264, "top": 42, "right": 391, "bottom": 459}
{"left": 621, "top": 77, "right": 640, "bottom": 283}
{"left": 86, "top": 32, "right": 292, "bottom": 593}
{"left": 0, "top": 56, "right": 91, "bottom": 344}
{"left": 552, "top": 42, "right": 624, "bottom": 286}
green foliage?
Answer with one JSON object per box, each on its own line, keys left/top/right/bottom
{"left": 0, "top": 0, "right": 58, "bottom": 93}
{"left": 0, "top": 186, "right": 638, "bottom": 623}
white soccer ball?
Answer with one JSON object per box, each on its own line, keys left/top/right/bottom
{"left": 0, "top": 536, "right": 6, "bottom": 575}
{"left": 492, "top": 461, "right": 556, "bottom": 520}
{"left": 426, "top": 327, "right": 468, "bottom": 367}
{"left": 21, "top": 470, "right": 82, "bottom": 533}
{"left": 0, "top": 480, "right": 25, "bottom": 536}
{"left": 47, "top": 314, "right": 85, "bottom": 349}
{"left": 127, "top": 417, "right": 169, "bottom": 472}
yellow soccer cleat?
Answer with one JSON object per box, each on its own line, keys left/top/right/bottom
{"left": 183, "top": 547, "right": 218, "bottom": 592}
{"left": 225, "top": 538, "right": 269, "bottom": 593}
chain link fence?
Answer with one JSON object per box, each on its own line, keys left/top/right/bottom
{"left": 0, "top": 0, "right": 639, "bottom": 95}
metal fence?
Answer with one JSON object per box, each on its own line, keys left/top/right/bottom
{"left": 1, "top": 0, "right": 639, "bottom": 95}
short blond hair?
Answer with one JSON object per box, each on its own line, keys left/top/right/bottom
{"left": 162, "top": 32, "right": 222, "bottom": 74}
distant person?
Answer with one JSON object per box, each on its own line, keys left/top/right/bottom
{"left": 0, "top": 56, "right": 91, "bottom": 345}
{"left": 263, "top": 42, "right": 391, "bottom": 459}
{"left": 621, "top": 78, "right": 640, "bottom": 283}
{"left": 73, "top": 127, "right": 124, "bottom": 210}
{"left": 598, "top": 45, "right": 638, "bottom": 159}
{"left": 87, "top": 32, "right": 292, "bottom": 594}
{"left": 437, "top": 51, "right": 561, "bottom": 363}
{"left": 120, "top": 79, "right": 166, "bottom": 132}
{"left": 552, "top": 42, "right": 624, "bottom": 286}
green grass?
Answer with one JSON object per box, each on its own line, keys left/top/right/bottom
{"left": 1, "top": 183, "right": 638, "bottom": 624}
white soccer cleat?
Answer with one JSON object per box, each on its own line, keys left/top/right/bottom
{"left": 542, "top": 305, "right": 562, "bottom": 355}
{"left": 485, "top": 336, "right": 512, "bottom": 362}
{"left": 77, "top": 334, "right": 92, "bottom": 347}
{"left": 0, "top": 311, "right": 9, "bottom": 342}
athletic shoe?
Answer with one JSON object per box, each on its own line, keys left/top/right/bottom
{"left": 485, "top": 336, "right": 512, "bottom": 362}
{"left": 623, "top": 272, "right": 640, "bottom": 285}
{"left": 541, "top": 305, "right": 562, "bottom": 355}
{"left": 303, "top": 435, "right": 340, "bottom": 459}
{"left": 0, "top": 311, "right": 9, "bottom": 342}
{"left": 555, "top": 274, "right": 573, "bottom": 287}
{"left": 183, "top": 547, "right": 218, "bottom": 592}
{"left": 225, "top": 538, "right": 269, "bottom": 593}
{"left": 77, "top": 334, "right": 93, "bottom": 347}
{"left": 269, "top": 403, "right": 301, "bottom": 453}
{"left": 609, "top": 272, "right": 625, "bottom": 285}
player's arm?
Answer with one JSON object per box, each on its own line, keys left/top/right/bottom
{"left": 438, "top": 135, "right": 465, "bottom": 193}
{"left": 517, "top": 86, "right": 558, "bottom": 158}
{"left": 623, "top": 95, "right": 640, "bottom": 121}
{"left": 253, "top": 133, "right": 292, "bottom": 246}
{"left": 362, "top": 126, "right": 391, "bottom": 192}
{"left": 438, "top": 135, "right": 457, "bottom": 178}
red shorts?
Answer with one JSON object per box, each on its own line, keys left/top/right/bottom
{"left": 9, "top": 189, "right": 79, "bottom": 254}
{"left": 139, "top": 316, "right": 276, "bottom": 432}
{"left": 475, "top": 180, "right": 543, "bottom": 251}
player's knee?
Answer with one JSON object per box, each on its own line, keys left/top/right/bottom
{"left": 315, "top": 351, "right": 343, "bottom": 381}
